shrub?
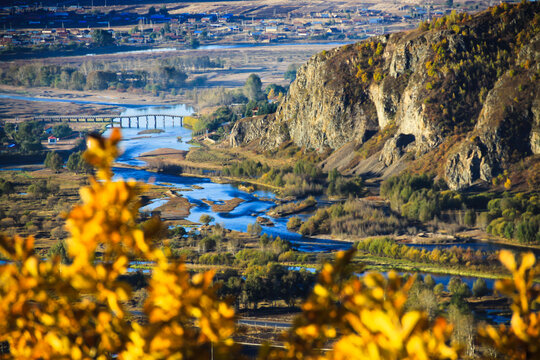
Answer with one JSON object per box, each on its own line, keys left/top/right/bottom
{"left": 199, "top": 214, "right": 214, "bottom": 225}
{"left": 1, "top": 129, "right": 539, "bottom": 359}
{"left": 472, "top": 278, "right": 489, "bottom": 297}
{"left": 287, "top": 216, "right": 303, "bottom": 230}
{"left": 47, "top": 240, "right": 70, "bottom": 264}
{"left": 434, "top": 283, "right": 445, "bottom": 295}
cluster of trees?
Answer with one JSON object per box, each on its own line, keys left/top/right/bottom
{"left": 0, "top": 55, "right": 224, "bottom": 93}
{"left": 259, "top": 160, "right": 325, "bottom": 197}
{"left": 326, "top": 169, "right": 365, "bottom": 197}
{"left": 26, "top": 178, "right": 59, "bottom": 199}
{"left": 297, "top": 199, "right": 408, "bottom": 237}
{"left": 381, "top": 173, "right": 461, "bottom": 222}
{"left": 167, "top": 221, "right": 303, "bottom": 268}
{"left": 216, "top": 264, "right": 317, "bottom": 309}
{"left": 356, "top": 237, "right": 499, "bottom": 269}
{"left": 1, "top": 121, "right": 44, "bottom": 154}
{"left": 0, "top": 178, "right": 14, "bottom": 196}
{"left": 44, "top": 151, "right": 63, "bottom": 172}
{"left": 269, "top": 196, "right": 316, "bottom": 218}
{"left": 187, "top": 76, "right": 285, "bottom": 110}
{"left": 51, "top": 124, "right": 72, "bottom": 139}
{"left": 186, "top": 106, "right": 237, "bottom": 133}
{"left": 240, "top": 74, "right": 282, "bottom": 117}
{"left": 485, "top": 194, "right": 540, "bottom": 244}
{"left": 381, "top": 172, "right": 540, "bottom": 244}
{"left": 66, "top": 151, "right": 93, "bottom": 174}
{"left": 223, "top": 159, "right": 270, "bottom": 178}
{"left": 183, "top": 74, "right": 284, "bottom": 133}
{"left": 224, "top": 160, "right": 366, "bottom": 199}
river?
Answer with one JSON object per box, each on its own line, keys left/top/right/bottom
{"left": 1, "top": 93, "right": 536, "bottom": 256}
{"left": 102, "top": 104, "right": 351, "bottom": 252}
{"left": 1, "top": 96, "right": 523, "bottom": 323}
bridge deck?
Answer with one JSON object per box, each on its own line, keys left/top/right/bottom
{"left": 33, "top": 114, "right": 184, "bottom": 128}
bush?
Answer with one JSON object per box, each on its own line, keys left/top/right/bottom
{"left": 472, "top": 278, "right": 489, "bottom": 297}
{"left": 287, "top": 216, "right": 303, "bottom": 230}
{"left": 247, "top": 223, "right": 262, "bottom": 236}
{"left": 434, "top": 283, "right": 445, "bottom": 295}
{"left": 199, "top": 214, "right": 214, "bottom": 225}
{"left": 198, "top": 236, "right": 217, "bottom": 253}
{"left": 44, "top": 151, "right": 63, "bottom": 172}
{"left": 48, "top": 240, "right": 70, "bottom": 264}
{"left": 0, "top": 179, "right": 14, "bottom": 196}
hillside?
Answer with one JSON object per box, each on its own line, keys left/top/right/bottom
{"left": 230, "top": 1, "right": 540, "bottom": 190}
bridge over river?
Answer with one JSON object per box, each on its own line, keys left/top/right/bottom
{"left": 33, "top": 114, "right": 184, "bottom": 129}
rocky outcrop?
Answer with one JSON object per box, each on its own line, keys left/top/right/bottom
{"left": 275, "top": 46, "right": 379, "bottom": 151}
{"left": 229, "top": 114, "right": 289, "bottom": 150}
{"left": 445, "top": 32, "right": 540, "bottom": 189}
{"left": 380, "top": 133, "right": 416, "bottom": 167}
{"left": 230, "top": 2, "right": 540, "bottom": 189}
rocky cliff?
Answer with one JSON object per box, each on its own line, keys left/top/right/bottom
{"left": 230, "top": 2, "right": 540, "bottom": 189}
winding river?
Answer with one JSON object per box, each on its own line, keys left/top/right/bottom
{"left": 103, "top": 104, "right": 351, "bottom": 252}
{"left": 2, "top": 95, "right": 530, "bottom": 323}
{"left": 1, "top": 93, "right": 537, "bottom": 257}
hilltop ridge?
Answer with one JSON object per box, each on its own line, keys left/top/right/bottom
{"left": 230, "top": 1, "right": 540, "bottom": 190}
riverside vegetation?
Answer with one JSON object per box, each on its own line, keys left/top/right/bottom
{"left": 224, "top": 2, "right": 540, "bottom": 249}
{"left": 2, "top": 2, "right": 540, "bottom": 357}
{"left": 1, "top": 130, "right": 539, "bottom": 359}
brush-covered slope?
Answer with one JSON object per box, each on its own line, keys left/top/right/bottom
{"left": 230, "top": 1, "right": 540, "bottom": 189}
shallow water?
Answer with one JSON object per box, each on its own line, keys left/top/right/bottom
{"left": 3, "top": 94, "right": 535, "bottom": 256}
{"left": 102, "top": 103, "right": 350, "bottom": 252}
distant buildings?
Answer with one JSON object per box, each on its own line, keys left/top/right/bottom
{"left": 0, "top": 3, "right": 464, "bottom": 50}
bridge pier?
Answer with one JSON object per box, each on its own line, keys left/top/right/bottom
{"left": 145, "top": 116, "right": 149, "bottom": 129}
{"left": 136, "top": 117, "right": 139, "bottom": 129}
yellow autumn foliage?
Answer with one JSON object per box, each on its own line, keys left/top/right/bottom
{"left": 0, "top": 129, "right": 235, "bottom": 359}
{"left": 0, "top": 130, "right": 539, "bottom": 359}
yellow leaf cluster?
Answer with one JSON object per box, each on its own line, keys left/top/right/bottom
{"left": 0, "top": 128, "right": 235, "bottom": 359}
{"left": 1, "top": 130, "right": 540, "bottom": 360}
{"left": 263, "top": 250, "right": 458, "bottom": 360}
{"left": 479, "top": 250, "right": 540, "bottom": 359}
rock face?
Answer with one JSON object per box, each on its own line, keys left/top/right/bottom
{"left": 229, "top": 114, "right": 289, "bottom": 150}
{"left": 230, "top": 2, "right": 540, "bottom": 189}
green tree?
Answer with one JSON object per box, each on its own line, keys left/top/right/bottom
{"left": 86, "top": 71, "right": 117, "bottom": 90}
{"left": 199, "top": 214, "right": 214, "bottom": 225}
{"left": 187, "top": 37, "right": 200, "bottom": 49}
{"left": 284, "top": 63, "right": 300, "bottom": 82}
{"left": 244, "top": 74, "right": 264, "bottom": 101}
{"left": 91, "top": 29, "right": 114, "bottom": 46}
{"left": 472, "top": 278, "right": 489, "bottom": 297}
{"left": 247, "top": 223, "right": 262, "bottom": 236}
{"left": 52, "top": 124, "right": 72, "bottom": 139}
{"left": 66, "top": 151, "right": 92, "bottom": 174}
{"left": 44, "top": 151, "right": 63, "bottom": 172}
{"left": 48, "top": 240, "right": 70, "bottom": 264}
{"left": 15, "top": 121, "right": 43, "bottom": 144}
